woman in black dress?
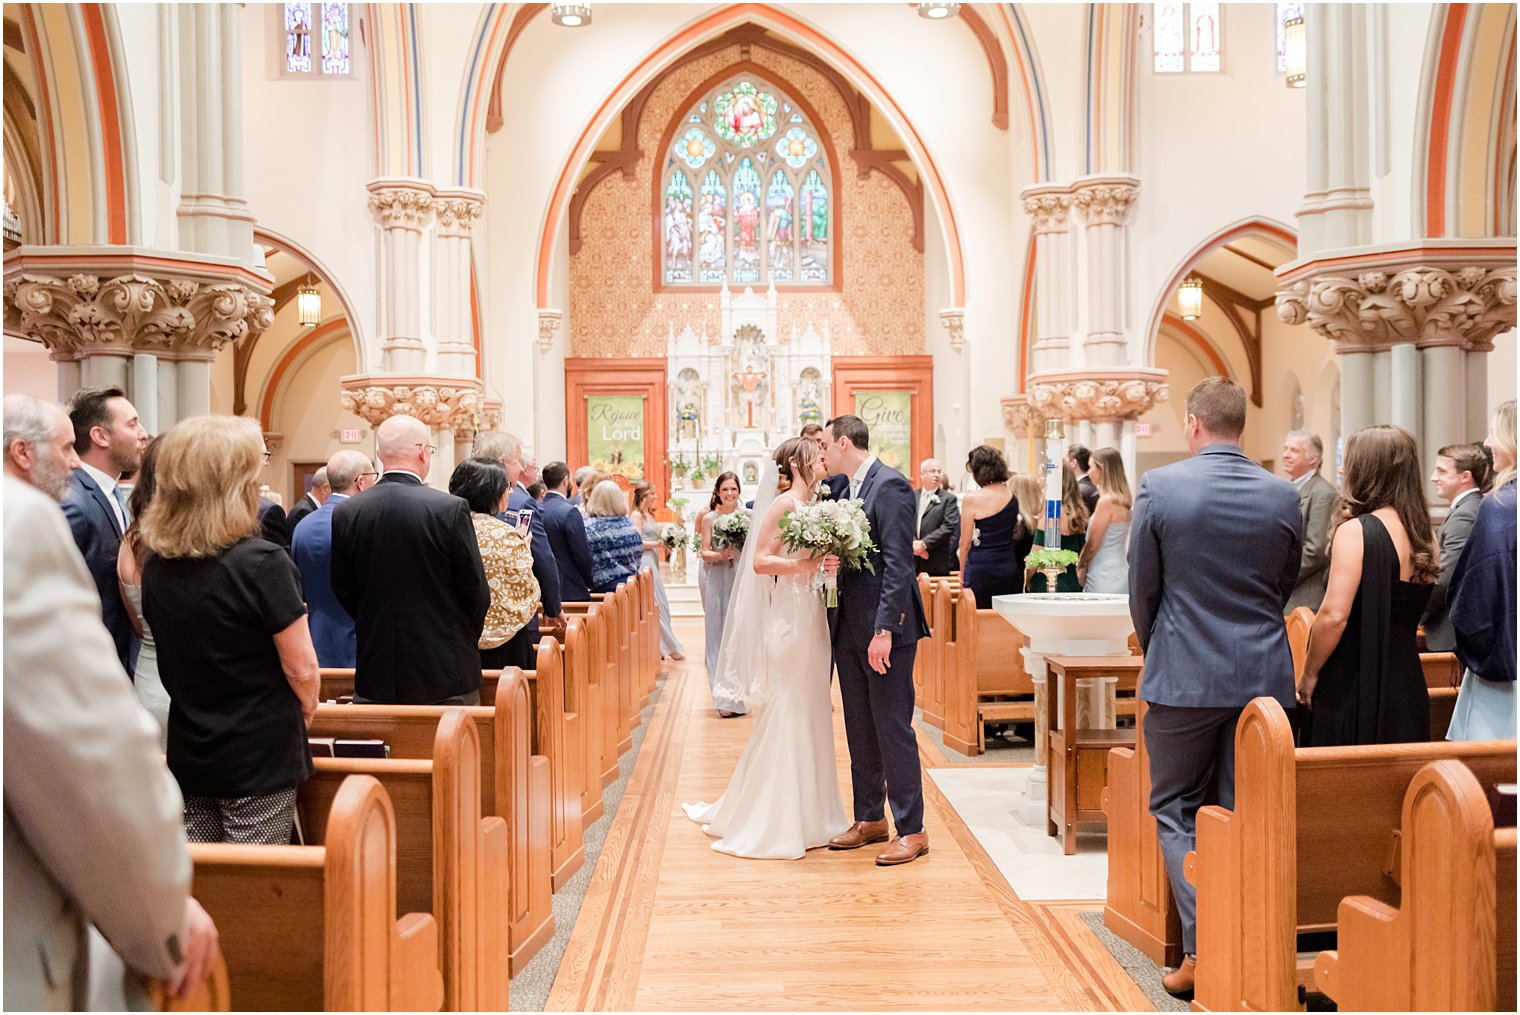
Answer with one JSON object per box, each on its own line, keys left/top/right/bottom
{"left": 957, "top": 445, "right": 1024, "bottom": 607}
{"left": 1296, "top": 425, "right": 1438, "bottom": 746}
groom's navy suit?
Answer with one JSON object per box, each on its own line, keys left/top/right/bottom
{"left": 829, "top": 460, "right": 930, "bottom": 837}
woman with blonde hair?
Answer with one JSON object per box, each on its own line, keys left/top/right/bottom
{"left": 1446, "top": 399, "right": 1517, "bottom": 739}
{"left": 1077, "top": 448, "right": 1133, "bottom": 594}
{"left": 584, "top": 479, "right": 644, "bottom": 594}
{"left": 1297, "top": 425, "right": 1437, "bottom": 746}
{"left": 138, "top": 416, "right": 318, "bottom": 843}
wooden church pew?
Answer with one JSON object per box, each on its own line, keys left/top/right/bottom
{"left": 298, "top": 711, "right": 511, "bottom": 1009}
{"left": 939, "top": 584, "right": 1034, "bottom": 756}
{"left": 150, "top": 948, "right": 230, "bottom": 1011}
{"left": 1312, "top": 759, "right": 1517, "bottom": 1012}
{"left": 515, "top": 637, "right": 585, "bottom": 889}
{"left": 636, "top": 568, "right": 660, "bottom": 697}
{"left": 561, "top": 602, "right": 621, "bottom": 790}
{"left": 561, "top": 613, "right": 608, "bottom": 825}
{"left": 1183, "top": 697, "right": 1516, "bottom": 1012}
{"left": 318, "top": 668, "right": 503, "bottom": 707}
{"left": 1420, "top": 650, "right": 1462, "bottom": 688}
{"left": 189, "top": 775, "right": 445, "bottom": 1011}
{"left": 912, "top": 574, "right": 935, "bottom": 713}
{"left": 309, "top": 674, "right": 555, "bottom": 976}
{"left": 914, "top": 574, "right": 959, "bottom": 724}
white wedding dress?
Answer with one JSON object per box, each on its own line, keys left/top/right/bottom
{"left": 682, "top": 492, "right": 850, "bottom": 859}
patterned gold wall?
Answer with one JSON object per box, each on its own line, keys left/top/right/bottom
{"left": 570, "top": 43, "right": 925, "bottom": 357}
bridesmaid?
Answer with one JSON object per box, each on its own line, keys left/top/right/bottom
{"left": 957, "top": 445, "right": 1022, "bottom": 607}
{"left": 1027, "top": 463, "right": 1090, "bottom": 593}
{"left": 630, "top": 481, "right": 686, "bottom": 661}
{"left": 699, "top": 472, "right": 743, "bottom": 717}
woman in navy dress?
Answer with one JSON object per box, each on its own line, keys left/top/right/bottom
{"left": 957, "top": 445, "right": 1024, "bottom": 608}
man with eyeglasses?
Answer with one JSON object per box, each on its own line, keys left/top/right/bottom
{"left": 292, "top": 450, "right": 376, "bottom": 668}
{"left": 331, "top": 415, "right": 490, "bottom": 704}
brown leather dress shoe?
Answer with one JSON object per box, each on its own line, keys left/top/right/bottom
{"left": 1161, "top": 955, "right": 1196, "bottom": 998}
{"left": 875, "top": 832, "right": 929, "bottom": 866}
{"left": 827, "top": 820, "right": 890, "bottom": 850}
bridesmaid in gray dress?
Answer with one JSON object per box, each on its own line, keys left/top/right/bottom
{"left": 699, "top": 472, "right": 743, "bottom": 716}
{"left": 630, "top": 482, "right": 685, "bottom": 660}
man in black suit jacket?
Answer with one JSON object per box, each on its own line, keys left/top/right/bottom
{"left": 1068, "top": 443, "right": 1099, "bottom": 515}
{"left": 331, "top": 415, "right": 490, "bottom": 704}
{"left": 540, "top": 461, "right": 596, "bottom": 602}
{"left": 285, "top": 467, "right": 328, "bottom": 531}
{"left": 912, "top": 458, "right": 960, "bottom": 576}
{"left": 60, "top": 386, "right": 146, "bottom": 676}
{"left": 258, "top": 496, "right": 291, "bottom": 553}
{"left": 1422, "top": 443, "right": 1488, "bottom": 650}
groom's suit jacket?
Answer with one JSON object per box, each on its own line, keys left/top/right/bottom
{"left": 830, "top": 461, "right": 929, "bottom": 647}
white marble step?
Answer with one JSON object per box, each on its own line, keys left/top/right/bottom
{"left": 665, "top": 579, "right": 703, "bottom": 618}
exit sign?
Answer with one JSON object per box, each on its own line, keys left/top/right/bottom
{"left": 1134, "top": 422, "right": 1153, "bottom": 438}
{"left": 341, "top": 428, "right": 362, "bottom": 443}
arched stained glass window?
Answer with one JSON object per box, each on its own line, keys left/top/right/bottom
{"left": 661, "top": 75, "right": 834, "bottom": 287}
{"left": 282, "top": 2, "right": 350, "bottom": 77}
{"left": 285, "top": 2, "right": 313, "bottom": 73}
{"left": 1275, "top": 1, "right": 1303, "bottom": 72}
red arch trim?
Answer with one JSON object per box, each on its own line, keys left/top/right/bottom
{"left": 259, "top": 318, "right": 351, "bottom": 432}
{"left": 1425, "top": 4, "right": 1470, "bottom": 237}
{"left": 1161, "top": 312, "right": 1233, "bottom": 380}
{"left": 80, "top": 5, "right": 128, "bottom": 244}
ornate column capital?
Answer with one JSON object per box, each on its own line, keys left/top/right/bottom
{"left": 262, "top": 431, "right": 285, "bottom": 453}
{"left": 1028, "top": 368, "right": 1170, "bottom": 423}
{"left": 338, "top": 374, "right": 484, "bottom": 431}
{"left": 3, "top": 248, "right": 274, "bottom": 361}
{"left": 537, "top": 308, "right": 563, "bottom": 352}
{"left": 1070, "top": 174, "right": 1140, "bottom": 227}
{"left": 433, "top": 188, "right": 486, "bottom": 239}
{"left": 938, "top": 307, "right": 965, "bottom": 351}
{"left": 474, "top": 399, "right": 504, "bottom": 435}
{"left": 1019, "top": 184, "right": 1074, "bottom": 235}
{"left": 1275, "top": 242, "right": 1517, "bottom": 352}
{"left": 999, "top": 394, "right": 1045, "bottom": 438}
{"left": 366, "top": 178, "right": 435, "bottom": 231}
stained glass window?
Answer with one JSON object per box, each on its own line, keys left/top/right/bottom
{"left": 1153, "top": 2, "right": 1184, "bottom": 73}
{"left": 1276, "top": 1, "right": 1302, "bottom": 72}
{"left": 285, "top": 2, "right": 313, "bottom": 74}
{"left": 661, "top": 75, "right": 832, "bottom": 287}
{"left": 321, "top": 2, "right": 349, "bottom": 75}
{"left": 1189, "top": 2, "right": 1221, "bottom": 72}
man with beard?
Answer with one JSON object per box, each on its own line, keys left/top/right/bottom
{"left": 62, "top": 387, "right": 148, "bottom": 677}
{"left": 3, "top": 394, "right": 82, "bottom": 501}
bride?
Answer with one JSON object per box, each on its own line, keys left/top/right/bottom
{"left": 681, "top": 436, "right": 850, "bottom": 859}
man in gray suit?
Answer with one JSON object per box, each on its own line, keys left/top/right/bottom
{"left": 5, "top": 474, "right": 218, "bottom": 1009}
{"left": 1128, "top": 378, "right": 1303, "bottom": 997}
{"left": 1421, "top": 443, "right": 1489, "bottom": 651}
{"left": 1282, "top": 429, "right": 1338, "bottom": 612}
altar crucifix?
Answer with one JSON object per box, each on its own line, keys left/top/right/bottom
{"left": 732, "top": 363, "right": 768, "bottom": 428}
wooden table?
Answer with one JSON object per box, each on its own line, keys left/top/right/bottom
{"left": 1044, "top": 655, "right": 1142, "bottom": 854}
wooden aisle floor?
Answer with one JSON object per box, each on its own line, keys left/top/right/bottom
{"left": 548, "top": 617, "right": 1152, "bottom": 1012}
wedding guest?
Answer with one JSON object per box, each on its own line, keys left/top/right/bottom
{"left": 1027, "top": 463, "right": 1090, "bottom": 593}
{"left": 958, "top": 445, "right": 1022, "bottom": 606}
{"left": 1296, "top": 425, "right": 1437, "bottom": 746}
{"left": 4, "top": 394, "right": 81, "bottom": 501}
{"left": 291, "top": 450, "right": 374, "bottom": 667}
{"left": 1421, "top": 442, "right": 1489, "bottom": 651}
{"left": 332, "top": 415, "right": 490, "bottom": 704}
{"left": 1446, "top": 400, "right": 1517, "bottom": 740}
{"left": 1009, "top": 473, "right": 1044, "bottom": 587}
{"left": 63, "top": 386, "right": 148, "bottom": 675}
{"left": 1078, "top": 448, "right": 1133, "bottom": 594}
{"left": 518, "top": 450, "right": 539, "bottom": 490}
{"left": 585, "top": 480, "right": 643, "bottom": 594}
{"left": 913, "top": 458, "right": 960, "bottom": 577}
{"left": 631, "top": 481, "right": 686, "bottom": 659}
{"left": 572, "top": 466, "right": 596, "bottom": 507}
{"left": 285, "top": 467, "right": 328, "bottom": 531}
{"left": 541, "top": 461, "right": 596, "bottom": 603}
{"left": 117, "top": 437, "right": 170, "bottom": 746}
{"left": 449, "top": 457, "right": 541, "bottom": 671}
{"left": 527, "top": 481, "right": 546, "bottom": 501}
{"left": 138, "top": 417, "right": 318, "bottom": 843}
{"left": 700, "top": 472, "right": 743, "bottom": 715}
{"left": 1283, "top": 430, "right": 1338, "bottom": 611}
{"left": 5, "top": 473, "right": 219, "bottom": 1009}
{"left": 1067, "top": 443, "right": 1099, "bottom": 514}
{"left": 1128, "top": 376, "right": 1303, "bottom": 997}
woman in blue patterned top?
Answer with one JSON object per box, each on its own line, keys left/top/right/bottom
{"left": 584, "top": 480, "right": 645, "bottom": 593}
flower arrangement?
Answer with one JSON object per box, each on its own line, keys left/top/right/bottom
{"left": 778, "top": 498, "right": 877, "bottom": 606}
{"left": 1025, "top": 547, "right": 1079, "bottom": 572}
{"left": 659, "top": 523, "right": 689, "bottom": 552}
{"left": 710, "top": 510, "right": 751, "bottom": 550}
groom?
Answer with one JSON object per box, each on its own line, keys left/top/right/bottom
{"left": 820, "top": 415, "right": 931, "bottom": 865}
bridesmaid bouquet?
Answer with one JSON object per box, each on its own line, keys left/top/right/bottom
{"left": 710, "top": 511, "right": 751, "bottom": 551}
{"left": 659, "top": 524, "right": 689, "bottom": 552}
{"left": 778, "top": 499, "right": 877, "bottom": 607}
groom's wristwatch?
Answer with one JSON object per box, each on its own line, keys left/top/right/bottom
{"left": 874, "top": 628, "right": 892, "bottom": 639}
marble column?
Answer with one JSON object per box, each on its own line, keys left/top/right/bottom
{"left": 433, "top": 189, "right": 486, "bottom": 378}
{"left": 1020, "top": 185, "right": 1075, "bottom": 375}
{"left": 1070, "top": 175, "right": 1141, "bottom": 369}
{"left": 1297, "top": 3, "right": 1373, "bottom": 254}
{"left": 176, "top": 4, "right": 254, "bottom": 261}
{"left": 367, "top": 179, "right": 434, "bottom": 374}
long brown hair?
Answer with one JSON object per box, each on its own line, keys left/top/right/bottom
{"left": 631, "top": 480, "right": 657, "bottom": 514}
{"left": 1061, "top": 461, "right": 1090, "bottom": 534}
{"left": 773, "top": 436, "right": 820, "bottom": 493}
{"left": 136, "top": 416, "right": 262, "bottom": 559}
{"left": 709, "top": 471, "right": 740, "bottom": 510}
{"left": 125, "top": 436, "right": 162, "bottom": 565}
{"left": 1009, "top": 474, "right": 1042, "bottom": 538}
{"left": 1089, "top": 447, "right": 1132, "bottom": 509}
{"left": 1330, "top": 424, "right": 1438, "bottom": 582}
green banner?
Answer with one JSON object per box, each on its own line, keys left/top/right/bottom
{"left": 853, "top": 390, "right": 912, "bottom": 477}
{"left": 586, "top": 394, "right": 646, "bottom": 480}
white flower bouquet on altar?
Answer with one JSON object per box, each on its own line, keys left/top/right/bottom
{"left": 659, "top": 523, "right": 689, "bottom": 552}
{"left": 710, "top": 511, "right": 751, "bottom": 550}
{"left": 778, "top": 498, "right": 877, "bottom": 607}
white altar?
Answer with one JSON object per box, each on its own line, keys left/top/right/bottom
{"left": 666, "top": 283, "right": 831, "bottom": 514}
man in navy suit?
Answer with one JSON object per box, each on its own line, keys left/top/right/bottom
{"left": 285, "top": 467, "right": 328, "bottom": 531}
{"left": 539, "top": 461, "right": 596, "bottom": 603}
{"left": 61, "top": 386, "right": 147, "bottom": 676}
{"left": 1127, "top": 377, "right": 1303, "bottom": 997}
{"left": 292, "top": 450, "right": 375, "bottom": 667}
{"left": 474, "top": 431, "right": 564, "bottom": 666}
{"left": 818, "top": 415, "right": 931, "bottom": 867}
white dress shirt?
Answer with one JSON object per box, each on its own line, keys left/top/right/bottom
{"left": 848, "top": 455, "right": 877, "bottom": 500}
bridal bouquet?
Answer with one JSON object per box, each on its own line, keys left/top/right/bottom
{"left": 710, "top": 511, "right": 750, "bottom": 551}
{"left": 778, "top": 498, "right": 877, "bottom": 607}
{"left": 659, "top": 523, "right": 689, "bottom": 552}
